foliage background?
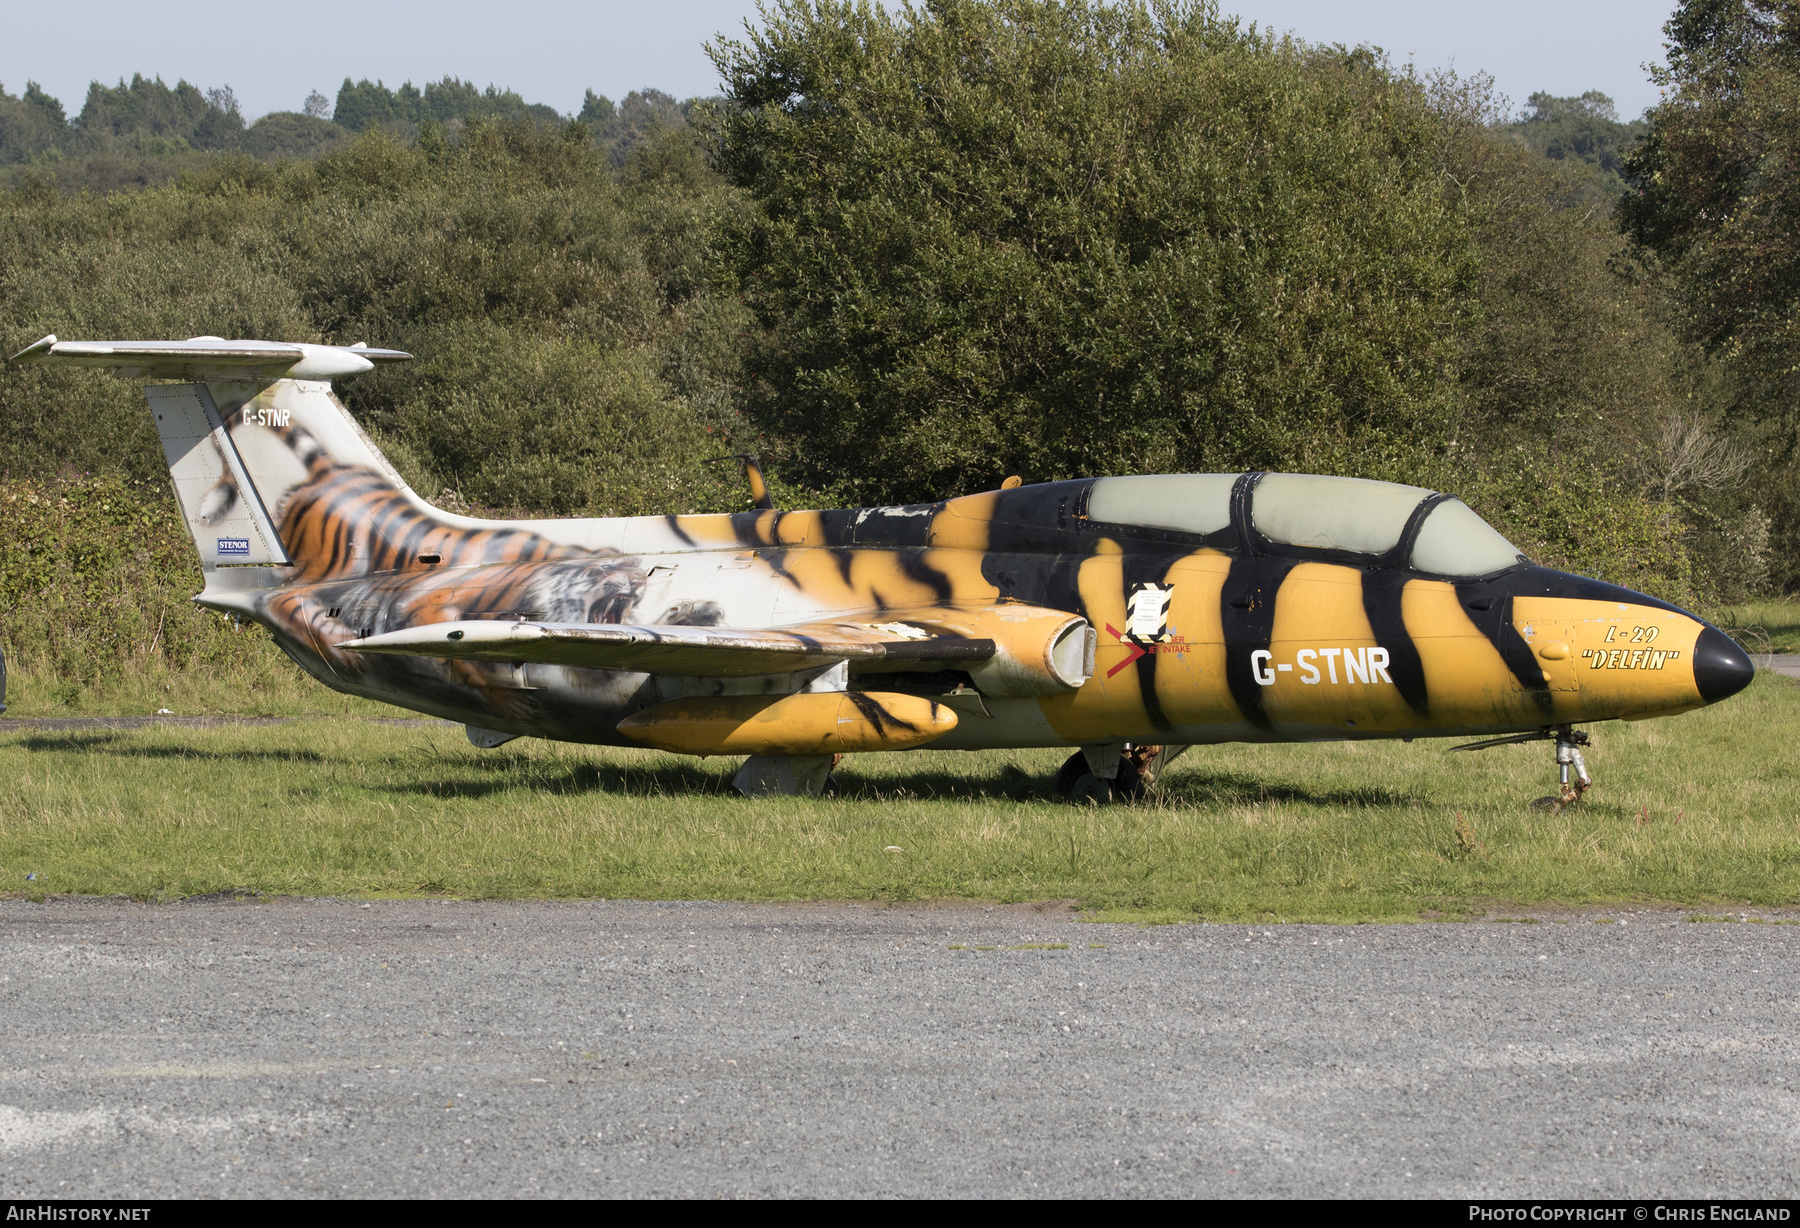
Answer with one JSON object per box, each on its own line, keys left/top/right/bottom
{"left": 0, "top": 0, "right": 1784, "bottom": 705}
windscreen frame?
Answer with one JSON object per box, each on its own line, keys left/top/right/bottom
{"left": 1235, "top": 474, "right": 1453, "bottom": 570}
{"left": 1075, "top": 471, "right": 1530, "bottom": 579}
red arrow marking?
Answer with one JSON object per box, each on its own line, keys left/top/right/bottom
{"left": 1104, "top": 623, "right": 1147, "bottom": 678}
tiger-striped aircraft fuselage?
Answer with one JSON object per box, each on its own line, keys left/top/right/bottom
{"left": 10, "top": 336, "right": 1755, "bottom": 798}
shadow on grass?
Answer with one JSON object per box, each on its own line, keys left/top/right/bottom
{"left": 382, "top": 760, "right": 1423, "bottom": 808}
{"left": 373, "top": 756, "right": 737, "bottom": 800}
{"left": 831, "top": 764, "right": 1047, "bottom": 803}
{"left": 1157, "top": 769, "right": 1418, "bottom": 809}
{"left": 835, "top": 764, "right": 1422, "bottom": 809}
{"left": 9, "top": 730, "right": 1420, "bottom": 810}
{"left": 4, "top": 732, "right": 129, "bottom": 751}
{"left": 7, "top": 734, "right": 329, "bottom": 764}
{"left": 368, "top": 757, "right": 1049, "bottom": 803}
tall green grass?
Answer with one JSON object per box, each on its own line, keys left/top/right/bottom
{"left": 4, "top": 674, "right": 1796, "bottom": 922}
{"left": 1, "top": 657, "right": 404, "bottom": 719}
{"left": 1718, "top": 601, "right": 1800, "bottom": 653}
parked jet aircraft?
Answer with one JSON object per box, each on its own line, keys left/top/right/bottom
{"left": 10, "top": 336, "right": 1755, "bottom": 800}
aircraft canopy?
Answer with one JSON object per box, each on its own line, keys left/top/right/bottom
{"left": 1085, "top": 472, "right": 1525, "bottom": 577}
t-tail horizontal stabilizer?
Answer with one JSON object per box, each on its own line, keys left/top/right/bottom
{"left": 8, "top": 335, "right": 411, "bottom": 380}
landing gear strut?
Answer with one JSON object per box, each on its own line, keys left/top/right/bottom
{"left": 1537, "top": 727, "right": 1593, "bottom": 813}
{"left": 1450, "top": 724, "right": 1593, "bottom": 813}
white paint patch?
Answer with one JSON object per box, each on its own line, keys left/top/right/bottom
{"left": 854, "top": 504, "right": 933, "bottom": 525}
{"left": 0, "top": 1104, "right": 113, "bottom": 1153}
{"left": 0, "top": 1102, "right": 247, "bottom": 1153}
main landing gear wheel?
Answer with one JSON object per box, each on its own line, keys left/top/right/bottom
{"left": 1053, "top": 747, "right": 1150, "bottom": 805}
{"left": 1451, "top": 724, "right": 1593, "bottom": 814}
{"left": 1054, "top": 752, "right": 1137, "bottom": 804}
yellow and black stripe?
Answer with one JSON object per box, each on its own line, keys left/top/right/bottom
{"left": 238, "top": 456, "right": 1752, "bottom": 747}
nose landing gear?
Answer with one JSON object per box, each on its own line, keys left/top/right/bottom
{"left": 1542, "top": 729, "right": 1594, "bottom": 813}
{"left": 1450, "top": 724, "right": 1593, "bottom": 813}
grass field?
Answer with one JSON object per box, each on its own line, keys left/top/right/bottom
{"left": 4, "top": 671, "right": 1798, "bottom": 922}
{"left": 1, "top": 657, "right": 409, "bottom": 720}
{"left": 1718, "top": 601, "right": 1800, "bottom": 653}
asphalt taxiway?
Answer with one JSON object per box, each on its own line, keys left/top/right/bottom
{"left": 1, "top": 897, "right": 1796, "bottom": 1198}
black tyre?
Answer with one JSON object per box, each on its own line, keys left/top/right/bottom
{"left": 1052, "top": 752, "right": 1088, "bottom": 798}
{"left": 1052, "top": 751, "right": 1144, "bottom": 805}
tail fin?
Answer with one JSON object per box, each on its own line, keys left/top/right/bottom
{"left": 149, "top": 377, "right": 415, "bottom": 573}
{"left": 10, "top": 336, "right": 417, "bottom": 583}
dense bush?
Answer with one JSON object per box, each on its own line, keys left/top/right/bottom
{"left": 712, "top": 2, "right": 1479, "bottom": 501}
{"left": 0, "top": 475, "right": 275, "bottom": 690}
{"left": 0, "top": 120, "right": 760, "bottom": 517}
{"left": 0, "top": 118, "right": 770, "bottom": 690}
{"left": 242, "top": 112, "right": 351, "bottom": 161}
{"left": 707, "top": 0, "right": 1726, "bottom": 600}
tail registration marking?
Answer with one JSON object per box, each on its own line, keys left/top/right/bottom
{"left": 239, "top": 405, "right": 293, "bottom": 428}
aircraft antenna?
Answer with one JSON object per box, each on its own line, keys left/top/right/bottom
{"left": 711, "top": 453, "right": 776, "bottom": 511}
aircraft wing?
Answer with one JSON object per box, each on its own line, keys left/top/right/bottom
{"left": 339, "top": 618, "right": 997, "bottom": 677}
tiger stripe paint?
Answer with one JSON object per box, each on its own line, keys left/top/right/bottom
{"left": 1221, "top": 554, "right": 1301, "bottom": 732}
{"left": 236, "top": 455, "right": 1754, "bottom": 750}
{"left": 1400, "top": 580, "right": 1534, "bottom": 730}
{"left": 1147, "top": 550, "right": 1236, "bottom": 732}
{"left": 1263, "top": 563, "right": 1386, "bottom": 732}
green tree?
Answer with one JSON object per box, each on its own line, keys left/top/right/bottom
{"left": 0, "top": 81, "right": 68, "bottom": 164}
{"left": 22, "top": 81, "right": 65, "bottom": 128}
{"left": 332, "top": 78, "right": 403, "bottom": 132}
{"left": 1618, "top": 0, "right": 1800, "bottom": 588}
{"left": 1618, "top": 0, "right": 1799, "bottom": 349}
{"left": 708, "top": 0, "right": 1492, "bottom": 503}
{"left": 1502, "top": 90, "right": 1646, "bottom": 204}
{"left": 2, "top": 76, "right": 248, "bottom": 190}
{"left": 579, "top": 89, "right": 617, "bottom": 125}
{"left": 589, "top": 89, "right": 692, "bottom": 168}
{"left": 74, "top": 75, "right": 211, "bottom": 140}
{"left": 190, "top": 86, "right": 245, "bottom": 151}
{"left": 332, "top": 77, "right": 560, "bottom": 134}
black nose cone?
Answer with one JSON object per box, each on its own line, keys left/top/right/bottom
{"left": 1694, "top": 626, "right": 1755, "bottom": 704}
